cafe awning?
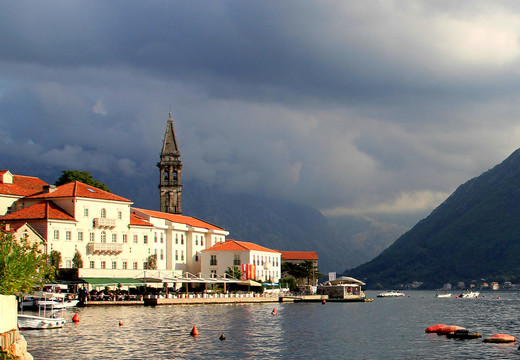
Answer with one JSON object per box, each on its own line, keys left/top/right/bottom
{"left": 80, "top": 278, "right": 145, "bottom": 287}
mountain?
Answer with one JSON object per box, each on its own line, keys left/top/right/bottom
{"left": 346, "top": 148, "right": 520, "bottom": 289}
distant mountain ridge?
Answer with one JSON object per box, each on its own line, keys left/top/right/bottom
{"left": 347, "top": 148, "right": 520, "bottom": 289}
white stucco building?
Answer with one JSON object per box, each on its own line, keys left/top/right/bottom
{"left": 201, "top": 239, "right": 281, "bottom": 283}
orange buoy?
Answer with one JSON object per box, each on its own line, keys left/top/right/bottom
{"left": 190, "top": 325, "right": 199, "bottom": 336}
{"left": 119, "top": 320, "right": 123, "bottom": 326}
{"left": 425, "top": 324, "right": 447, "bottom": 333}
{"left": 272, "top": 309, "right": 277, "bottom": 315}
{"left": 497, "top": 296, "right": 500, "bottom": 299}
{"left": 437, "top": 325, "right": 466, "bottom": 335}
{"left": 72, "top": 313, "right": 80, "bottom": 323}
{"left": 322, "top": 300, "right": 326, "bottom": 305}
{"left": 483, "top": 334, "right": 516, "bottom": 343}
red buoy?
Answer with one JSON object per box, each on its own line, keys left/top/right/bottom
{"left": 272, "top": 308, "right": 277, "bottom": 315}
{"left": 483, "top": 334, "right": 516, "bottom": 343}
{"left": 425, "top": 324, "right": 446, "bottom": 333}
{"left": 436, "top": 325, "right": 466, "bottom": 335}
{"left": 190, "top": 325, "right": 199, "bottom": 336}
{"left": 72, "top": 313, "right": 80, "bottom": 323}
{"left": 119, "top": 320, "right": 123, "bottom": 326}
{"left": 322, "top": 300, "right": 326, "bottom": 305}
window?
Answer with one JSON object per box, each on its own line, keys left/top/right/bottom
{"left": 133, "top": 235, "right": 138, "bottom": 243}
{"left": 78, "top": 232, "right": 83, "bottom": 242}
{"left": 89, "top": 233, "right": 94, "bottom": 242}
{"left": 112, "top": 261, "right": 117, "bottom": 269}
{"left": 66, "top": 260, "right": 71, "bottom": 268}
{"left": 175, "top": 234, "right": 178, "bottom": 244}
{"left": 211, "top": 270, "right": 217, "bottom": 278}
{"left": 181, "top": 234, "right": 184, "bottom": 244}
{"left": 201, "top": 237, "right": 204, "bottom": 246}
{"left": 160, "top": 233, "right": 164, "bottom": 243}
{"left": 66, "top": 231, "right": 71, "bottom": 241}
{"left": 234, "top": 255, "right": 241, "bottom": 266}
{"left": 154, "top": 233, "right": 157, "bottom": 243}
{"left": 53, "top": 230, "right": 59, "bottom": 240}
{"left": 101, "top": 261, "right": 106, "bottom": 269}
{"left": 143, "top": 262, "right": 147, "bottom": 270}
{"left": 90, "top": 261, "right": 95, "bottom": 269}
{"left": 122, "top": 261, "right": 127, "bottom": 270}
{"left": 117, "top": 211, "right": 122, "bottom": 219}
{"left": 175, "top": 250, "right": 178, "bottom": 260}
{"left": 101, "top": 208, "right": 106, "bottom": 218}
{"left": 195, "top": 236, "right": 198, "bottom": 246}
{"left": 181, "top": 250, "right": 184, "bottom": 261}
{"left": 143, "top": 235, "right": 148, "bottom": 244}
{"left": 133, "top": 262, "right": 138, "bottom": 270}
{"left": 112, "top": 234, "right": 117, "bottom": 243}
{"left": 195, "top": 254, "right": 199, "bottom": 262}
{"left": 101, "top": 231, "right": 106, "bottom": 243}
{"left": 22, "top": 231, "right": 28, "bottom": 239}
{"left": 84, "top": 208, "right": 88, "bottom": 217}
{"left": 210, "top": 255, "right": 217, "bottom": 266}
{"left": 123, "top": 234, "right": 127, "bottom": 243}
{"left": 160, "top": 249, "right": 164, "bottom": 260}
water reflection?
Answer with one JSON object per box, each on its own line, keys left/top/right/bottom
{"left": 22, "top": 292, "right": 520, "bottom": 359}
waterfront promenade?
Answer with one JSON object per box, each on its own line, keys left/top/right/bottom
{"left": 83, "top": 293, "right": 326, "bottom": 306}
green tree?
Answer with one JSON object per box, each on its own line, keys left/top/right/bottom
{"left": 282, "top": 261, "right": 322, "bottom": 285}
{"left": 225, "top": 266, "right": 243, "bottom": 279}
{"left": 72, "top": 250, "right": 83, "bottom": 269}
{"left": 55, "top": 170, "right": 110, "bottom": 192}
{"left": 49, "top": 250, "right": 62, "bottom": 269}
{"left": 0, "top": 230, "right": 54, "bottom": 295}
{"left": 146, "top": 254, "right": 157, "bottom": 270}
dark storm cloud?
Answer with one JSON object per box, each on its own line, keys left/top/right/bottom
{"left": 2, "top": 1, "right": 520, "bottom": 223}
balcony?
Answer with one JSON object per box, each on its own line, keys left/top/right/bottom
{"left": 94, "top": 218, "right": 116, "bottom": 229}
{"left": 87, "top": 242, "right": 123, "bottom": 255}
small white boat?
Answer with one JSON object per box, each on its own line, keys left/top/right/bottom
{"left": 18, "top": 314, "right": 66, "bottom": 330}
{"left": 377, "top": 290, "right": 405, "bottom": 298}
{"left": 18, "top": 292, "right": 66, "bottom": 330}
{"left": 435, "top": 292, "right": 452, "bottom": 298}
{"left": 458, "top": 289, "right": 479, "bottom": 298}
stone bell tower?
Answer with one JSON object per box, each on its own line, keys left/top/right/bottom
{"left": 157, "top": 112, "right": 183, "bottom": 214}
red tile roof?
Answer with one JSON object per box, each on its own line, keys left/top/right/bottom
{"left": 130, "top": 213, "right": 153, "bottom": 227}
{"left": 27, "top": 181, "right": 131, "bottom": 202}
{"left": 280, "top": 251, "right": 319, "bottom": 261}
{"left": 204, "top": 239, "right": 279, "bottom": 253}
{"left": 0, "top": 172, "right": 49, "bottom": 196}
{"left": 0, "top": 201, "right": 75, "bottom": 221}
{"left": 133, "top": 208, "right": 224, "bottom": 231}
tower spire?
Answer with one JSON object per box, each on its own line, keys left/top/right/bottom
{"left": 157, "top": 112, "right": 183, "bottom": 214}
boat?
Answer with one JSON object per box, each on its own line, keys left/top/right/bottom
{"left": 435, "top": 292, "right": 452, "bottom": 298}
{"left": 458, "top": 289, "right": 479, "bottom": 298}
{"left": 18, "top": 292, "right": 66, "bottom": 330}
{"left": 18, "top": 313, "right": 66, "bottom": 330}
{"left": 377, "top": 290, "right": 405, "bottom": 298}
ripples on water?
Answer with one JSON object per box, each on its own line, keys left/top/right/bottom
{"left": 22, "top": 291, "right": 520, "bottom": 359}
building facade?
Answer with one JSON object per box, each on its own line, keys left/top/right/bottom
{"left": 201, "top": 239, "right": 281, "bottom": 283}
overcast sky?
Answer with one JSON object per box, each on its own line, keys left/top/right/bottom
{"left": 2, "top": 1, "right": 520, "bottom": 226}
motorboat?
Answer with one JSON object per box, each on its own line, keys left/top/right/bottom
{"left": 18, "top": 292, "right": 66, "bottom": 330}
{"left": 376, "top": 290, "right": 405, "bottom": 298}
{"left": 18, "top": 313, "right": 66, "bottom": 330}
{"left": 435, "top": 292, "right": 452, "bottom": 298}
{"left": 458, "top": 289, "right": 479, "bottom": 298}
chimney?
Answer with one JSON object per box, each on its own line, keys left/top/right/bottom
{"left": 43, "top": 185, "right": 56, "bottom": 193}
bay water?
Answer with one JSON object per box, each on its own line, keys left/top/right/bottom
{"left": 22, "top": 290, "right": 520, "bottom": 359}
